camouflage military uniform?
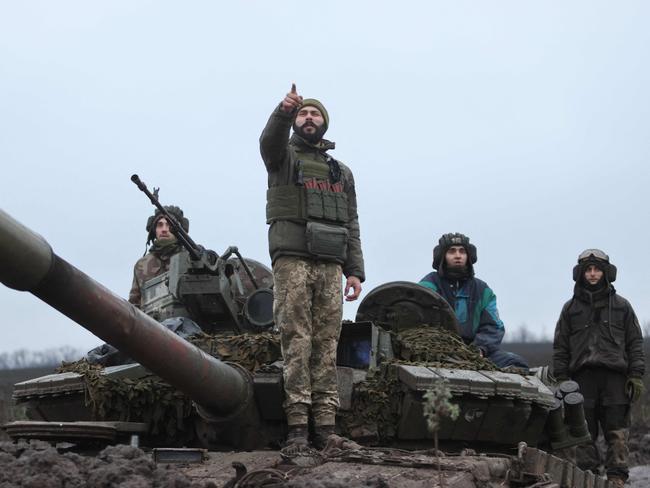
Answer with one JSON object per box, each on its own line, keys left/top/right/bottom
{"left": 274, "top": 256, "right": 343, "bottom": 425}
{"left": 260, "top": 101, "right": 365, "bottom": 429}
{"left": 129, "top": 206, "right": 187, "bottom": 308}
{"left": 128, "top": 242, "right": 181, "bottom": 308}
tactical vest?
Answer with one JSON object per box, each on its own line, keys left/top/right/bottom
{"left": 266, "top": 157, "right": 349, "bottom": 225}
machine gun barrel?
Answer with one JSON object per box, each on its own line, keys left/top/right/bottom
{"left": 0, "top": 208, "right": 252, "bottom": 418}
{"left": 130, "top": 174, "right": 202, "bottom": 261}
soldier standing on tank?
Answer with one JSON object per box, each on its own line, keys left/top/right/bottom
{"left": 418, "top": 232, "right": 528, "bottom": 368}
{"left": 128, "top": 206, "right": 189, "bottom": 308}
{"left": 260, "top": 84, "right": 365, "bottom": 450}
{"left": 553, "top": 249, "right": 645, "bottom": 487}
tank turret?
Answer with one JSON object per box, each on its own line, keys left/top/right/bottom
{"left": 2, "top": 208, "right": 604, "bottom": 487}
{"left": 0, "top": 208, "right": 265, "bottom": 447}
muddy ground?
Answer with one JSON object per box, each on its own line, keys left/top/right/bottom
{"left": 2, "top": 344, "right": 650, "bottom": 487}
{"left": 0, "top": 441, "right": 404, "bottom": 488}
{"left": 1, "top": 437, "right": 650, "bottom": 488}
{"left": 0, "top": 441, "right": 206, "bottom": 488}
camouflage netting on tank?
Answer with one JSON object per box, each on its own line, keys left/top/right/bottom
{"left": 188, "top": 331, "right": 281, "bottom": 371}
{"left": 393, "top": 327, "right": 498, "bottom": 371}
{"left": 340, "top": 363, "right": 401, "bottom": 443}
{"left": 341, "top": 326, "right": 497, "bottom": 442}
{"left": 57, "top": 332, "right": 281, "bottom": 441}
{"left": 56, "top": 360, "right": 193, "bottom": 440}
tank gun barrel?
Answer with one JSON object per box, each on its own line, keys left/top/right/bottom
{"left": 0, "top": 208, "right": 252, "bottom": 418}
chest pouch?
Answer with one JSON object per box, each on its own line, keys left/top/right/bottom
{"left": 306, "top": 221, "right": 348, "bottom": 260}
{"left": 306, "top": 188, "right": 349, "bottom": 223}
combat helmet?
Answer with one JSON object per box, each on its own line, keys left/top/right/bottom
{"left": 572, "top": 248, "right": 617, "bottom": 283}
{"left": 146, "top": 205, "right": 189, "bottom": 245}
{"left": 432, "top": 233, "right": 477, "bottom": 275}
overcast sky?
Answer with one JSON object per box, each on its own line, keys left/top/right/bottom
{"left": 1, "top": 1, "right": 649, "bottom": 355}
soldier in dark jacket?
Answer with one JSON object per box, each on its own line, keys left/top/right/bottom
{"left": 553, "top": 249, "right": 645, "bottom": 487}
{"left": 128, "top": 206, "right": 188, "bottom": 308}
{"left": 260, "top": 84, "right": 365, "bottom": 450}
{"left": 419, "top": 233, "right": 528, "bottom": 368}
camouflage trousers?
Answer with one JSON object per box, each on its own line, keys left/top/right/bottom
{"left": 273, "top": 256, "right": 343, "bottom": 427}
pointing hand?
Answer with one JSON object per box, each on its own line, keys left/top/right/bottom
{"left": 281, "top": 83, "right": 303, "bottom": 113}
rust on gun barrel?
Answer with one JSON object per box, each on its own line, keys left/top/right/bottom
{"left": 0, "top": 208, "right": 251, "bottom": 418}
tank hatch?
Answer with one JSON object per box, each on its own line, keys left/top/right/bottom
{"left": 355, "top": 281, "right": 459, "bottom": 334}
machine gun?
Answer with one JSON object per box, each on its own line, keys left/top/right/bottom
{"left": 0, "top": 208, "right": 597, "bottom": 484}
{"left": 131, "top": 174, "right": 273, "bottom": 333}
{"left": 131, "top": 174, "right": 212, "bottom": 265}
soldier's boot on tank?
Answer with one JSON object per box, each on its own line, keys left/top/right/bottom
{"left": 284, "top": 424, "right": 309, "bottom": 450}
{"left": 605, "top": 428, "right": 629, "bottom": 487}
{"left": 312, "top": 425, "right": 336, "bottom": 450}
{"left": 606, "top": 475, "right": 625, "bottom": 488}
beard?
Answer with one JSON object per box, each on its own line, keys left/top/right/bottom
{"left": 293, "top": 121, "right": 326, "bottom": 143}
{"left": 444, "top": 264, "right": 470, "bottom": 281}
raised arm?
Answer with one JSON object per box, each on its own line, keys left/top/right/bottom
{"left": 260, "top": 84, "right": 303, "bottom": 171}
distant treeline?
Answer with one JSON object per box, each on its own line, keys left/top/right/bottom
{"left": 506, "top": 338, "right": 650, "bottom": 369}
{"left": 0, "top": 346, "right": 83, "bottom": 370}
{"left": 503, "top": 320, "right": 650, "bottom": 345}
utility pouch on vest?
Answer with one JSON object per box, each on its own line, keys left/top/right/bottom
{"left": 322, "top": 191, "right": 337, "bottom": 221}
{"left": 306, "top": 188, "right": 325, "bottom": 220}
{"left": 305, "top": 222, "right": 348, "bottom": 260}
{"left": 266, "top": 186, "right": 304, "bottom": 222}
{"left": 305, "top": 188, "right": 349, "bottom": 223}
{"left": 334, "top": 192, "right": 349, "bottom": 222}
{"left": 267, "top": 185, "right": 349, "bottom": 224}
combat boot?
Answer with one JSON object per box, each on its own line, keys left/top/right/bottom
{"left": 607, "top": 475, "right": 625, "bottom": 488}
{"left": 312, "top": 425, "right": 336, "bottom": 450}
{"left": 285, "top": 425, "right": 309, "bottom": 447}
{"left": 282, "top": 424, "right": 311, "bottom": 458}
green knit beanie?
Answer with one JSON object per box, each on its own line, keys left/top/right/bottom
{"left": 299, "top": 98, "right": 329, "bottom": 131}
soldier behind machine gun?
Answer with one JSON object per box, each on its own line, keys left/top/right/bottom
{"left": 129, "top": 174, "right": 269, "bottom": 330}
{"left": 130, "top": 174, "right": 216, "bottom": 264}
{"left": 129, "top": 204, "right": 195, "bottom": 308}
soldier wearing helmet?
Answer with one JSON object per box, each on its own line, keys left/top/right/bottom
{"left": 418, "top": 233, "right": 528, "bottom": 368}
{"left": 260, "top": 84, "right": 365, "bottom": 451}
{"left": 553, "top": 249, "right": 645, "bottom": 487}
{"left": 128, "top": 206, "right": 189, "bottom": 308}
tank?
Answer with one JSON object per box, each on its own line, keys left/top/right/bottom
{"left": 0, "top": 208, "right": 606, "bottom": 488}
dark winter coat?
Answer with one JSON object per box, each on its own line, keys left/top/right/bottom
{"left": 553, "top": 284, "right": 645, "bottom": 380}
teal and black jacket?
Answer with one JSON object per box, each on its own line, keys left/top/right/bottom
{"left": 418, "top": 272, "right": 505, "bottom": 355}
